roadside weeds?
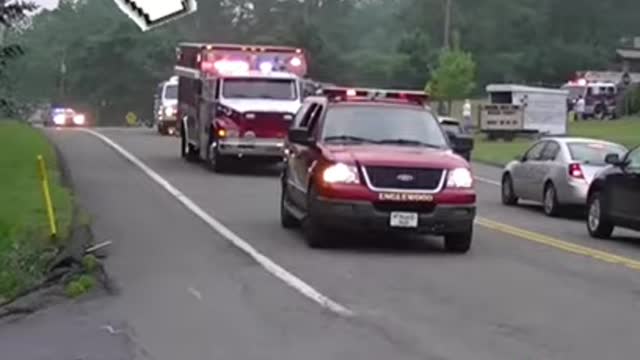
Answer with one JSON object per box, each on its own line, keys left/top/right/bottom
{"left": 0, "top": 122, "right": 114, "bottom": 320}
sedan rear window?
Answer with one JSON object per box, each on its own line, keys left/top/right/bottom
{"left": 567, "top": 142, "right": 627, "bottom": 165}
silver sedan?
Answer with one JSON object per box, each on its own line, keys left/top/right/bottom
{"left": 500, "top": 137, "right": 628, "bottom": 217}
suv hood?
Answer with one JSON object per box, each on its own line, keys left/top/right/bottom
{"left": 323, "top": 144, "right": 469, "bottom": 169}
{"left": 220, "top": 99, "right": 301, "bottom": 114}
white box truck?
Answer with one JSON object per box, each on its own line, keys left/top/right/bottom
{"left": 480, "top": 84, "right": 569, "bottom": 140}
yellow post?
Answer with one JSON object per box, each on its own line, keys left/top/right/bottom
{"left": 37, "top": 155, "right": 57, "bottom": 238}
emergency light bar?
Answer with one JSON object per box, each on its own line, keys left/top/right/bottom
{"left": 321, "top": 87, "right": 429, "bottom": 105}
{"left": 189, "top": 43, "right": 307, "bottom": 77}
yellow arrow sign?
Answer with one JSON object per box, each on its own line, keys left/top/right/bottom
{"left": 126, "top": 112, "right": 137, "bottom": 126}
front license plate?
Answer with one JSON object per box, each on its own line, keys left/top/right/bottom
{"left": 389, "top": 212, "right": 418, "bottom": 228}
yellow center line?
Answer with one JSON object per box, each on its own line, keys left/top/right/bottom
{"left": 475, "top": 216, "right": 640, "bottom": 271}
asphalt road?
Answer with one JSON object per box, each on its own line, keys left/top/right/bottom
{"left": 42, "top": 127, "right": 640, "bottom": 359}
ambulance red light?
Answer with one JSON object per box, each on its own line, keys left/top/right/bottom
{"left": 290, "top": 57, "right": 302, "bottom": 67}
{"left": 346, "top": 89, "right": 357, "bottom": 96}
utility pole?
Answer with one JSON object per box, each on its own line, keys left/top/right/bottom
{"left": 58, "top": 51, "right": 67, "bottom": 103}
{"left": 0, "top": 20, "right": 5, "bottom": 47}
{"left": 443, "top": 0, "right": 452, "bottom": 49}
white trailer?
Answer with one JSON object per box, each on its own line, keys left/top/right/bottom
{"left": 480, "top": 84, "right": 569, "bottom": 140}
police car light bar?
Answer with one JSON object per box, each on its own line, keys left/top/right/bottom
{"left": 322, "top": 87, "right": 428, "bottom": 104}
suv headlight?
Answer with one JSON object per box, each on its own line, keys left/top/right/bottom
{"left": 446, "top": 168, "right": 473, "bottom": 188}
{"left": 322, "top": 163, "right": 360, "bottom": 184}
{"left": 164, "top": 107, "right": 176, "bottom": 117}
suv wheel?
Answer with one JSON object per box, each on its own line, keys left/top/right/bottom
{"left": 543, "top": 183, "right": 561, "bottom": 217}
{"left": 587, "top": 191, "right": 614, "bottom": 238}
{"left": 280, "top": 184, "right": 300, "bottom": 228}
{"left": 303, "top": 186, "right": 331, "bottom": 248}
{"left": 501, "top": 174, "right": 518, "bottom": 205}
{"left": 444, "top": 230, "right": 473, "bottom": 253}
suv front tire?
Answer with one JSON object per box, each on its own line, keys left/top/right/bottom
{"left": 444, "top": 230, "right": 473, "bottom": 253}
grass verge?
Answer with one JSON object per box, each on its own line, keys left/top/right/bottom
{"left": 472, "top": 117, "right": 640, "bottom": 166}
{"left": 0, "top": 121, "right": 73, "bottom": 301}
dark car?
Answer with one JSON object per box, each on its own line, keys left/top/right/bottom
{"left": 585, "top": 145, "right": 640, "bottom": 238}
{"left": 45, "top": 108, "right": 87, "bottom": 127}
{"left": 438, "top": 116, "right": 474, "bottom": 161}
{"left": 280, "top": 87, "right": 477, "bottom": 252}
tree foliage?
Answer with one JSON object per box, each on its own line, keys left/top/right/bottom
{"left": 3, "top": 0, "right": 640, "bottom": 123}
{"left": 0, "top": 0, "right": 37, "bottom": 116}
{"left": 428, "top": 49, "right": 476, "bottom": 105}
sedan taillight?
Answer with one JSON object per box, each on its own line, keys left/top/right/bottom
{"left": 568, "top": 163, "right": 585, "bottom": 179}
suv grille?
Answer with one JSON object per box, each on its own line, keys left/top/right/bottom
{"left": 363, "top": 166, "right": 444, "bottom": 190}
{"left": 373, "top": 201, "right": 436, "bottom": 213}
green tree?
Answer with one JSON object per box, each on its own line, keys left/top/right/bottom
{"left": 427, "top": 49, "right": 476, "bottom": 114}
{"left": 0, "top": 0, "right": 37, "bottom": 116}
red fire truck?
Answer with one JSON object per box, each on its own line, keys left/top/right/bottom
{"left": 174, "top": 43, "right": 308, "bottom": 172}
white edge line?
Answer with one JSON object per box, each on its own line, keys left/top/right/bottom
{"left": 474, "top": 176, "right": 501, "bottom": 186}
{"left": 77, "top": 128, "right": 354, "bottom": 317}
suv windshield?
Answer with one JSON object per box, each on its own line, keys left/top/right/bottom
{"left": 164, "top": 84, "right": 177, "bottom": 99}
{"left": 321, "top": 105, "right": 449, "bottom": 148}
{"left": 568, "top": 142, "right": 627, "bottom": 165}
{"left": 222, "top": 78, "right": 297, "bottom": 100}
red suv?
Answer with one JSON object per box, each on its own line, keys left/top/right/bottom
{"left": 280, "top": 87, "right": 476, "bottom": 252}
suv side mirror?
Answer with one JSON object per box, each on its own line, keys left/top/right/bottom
{"left": 288, "top": 127, "right": 313, "bottom": 146}
{"left": 605, "top": 153, "right": 623, "bottom": 166}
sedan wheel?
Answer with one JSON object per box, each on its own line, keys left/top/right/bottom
{"left": 501, "top": 174, "right": 518, "bottom": 205}
{"left": 543, "top": 184, "right": 561, "bottom": 217}
{"left": 586, "top": 192, "right": 614, "bottom": 238}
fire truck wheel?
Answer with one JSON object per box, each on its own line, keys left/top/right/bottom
{"left": 180, "top": 130, "right": 187, "bottom": 158}
{"left": 181, "top": 131, "right": 198, "bottom": 162}
{"left": 206, "top": 143, "right": 228, "bottom": 173}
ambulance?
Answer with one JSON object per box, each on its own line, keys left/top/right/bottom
{"left": 174, "top": 43, "right": 308, "bottom": 172}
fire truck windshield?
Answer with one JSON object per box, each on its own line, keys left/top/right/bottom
{"left": 164, "top": 84, "right": 178, "bottom": 99}
{"left": 565, "top": 85, "right": 586, "bottom": 99}
{"left": 221, "top": 78, "right": 298, "bottom": 100}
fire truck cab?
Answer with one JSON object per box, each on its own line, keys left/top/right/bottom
{"left": 175, "top": 43, "right": 308, "bottom": 172}
{"left": 561, "top": 78, "right": 618, "bottom": 119}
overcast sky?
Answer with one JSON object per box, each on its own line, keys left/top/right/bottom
{"left": 34, "top": 0, "right": 58, "bottom": 9}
